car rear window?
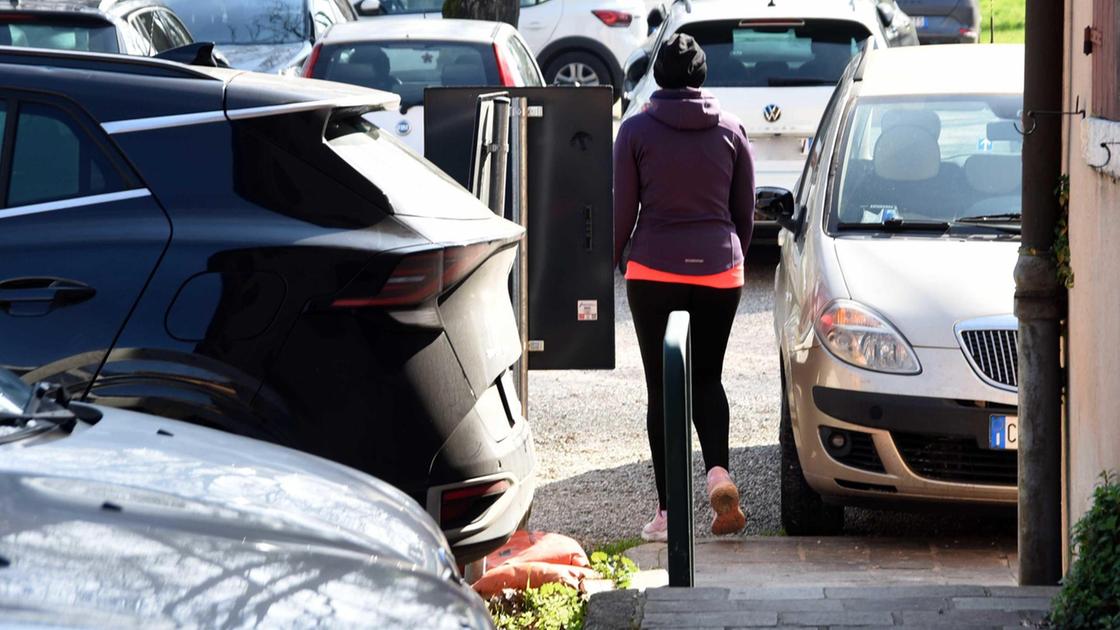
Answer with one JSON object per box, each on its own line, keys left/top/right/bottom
{"left": 374, "top": 0, "right": 443, "bottom": 15}
{"left": 675, "top": 19, "right": 871, "bottom": 88}
{"left": 0, "top": 17, "right": 119, "bottom": 53}
{"left": 313, "top": 41, "right": 499, "bottom": 108}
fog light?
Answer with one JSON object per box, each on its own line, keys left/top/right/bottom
{"left": 829, "top": 432, "right": 848, "bottom": 450}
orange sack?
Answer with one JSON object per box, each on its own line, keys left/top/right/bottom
{"left": 472, "top": 562, "right": 599, "bottom": 598}
{"left": 483, "top": 530, "right": 591, "bottom": 568}
{"left": 471, "top": 531, "right": 597, "bottom": 597}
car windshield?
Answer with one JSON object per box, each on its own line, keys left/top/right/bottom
{"left": 163, "top": 0, "right": 308, "bottom": 45}
{"left": 832, "top": 95, "right": 1024, "bottom": 230}
{"left": 0, "top": 368, "right": 30, "bottom": 416}
{"left": 0, "top": 18, "right": 119, "bottom": 53}
{"left": 675, "top": 19, "right": 871, "bottom": 88}
{"left": 313, "top": 41, "right": 498, "bottom": 106}
{"left": 374, "top": 0, "right": 444, "bottom": 15}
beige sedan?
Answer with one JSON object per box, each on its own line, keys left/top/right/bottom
{"left": 759, "top": 44, "right": 1024, "bottom": 535}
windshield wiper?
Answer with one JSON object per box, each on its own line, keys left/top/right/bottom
{"left": 837, "top": 218, "right": 951, "bottom": 232}
{"left": 768, "top": 77, "right": 837, "bottom": 87}
{"left": 956, "top": 213, "right": 1022, "bottom": 223}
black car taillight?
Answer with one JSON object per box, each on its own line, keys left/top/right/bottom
{"left": 331, "top": 242, "right": 493, "bottom": 308}
{"left": 592, "top": 9, "right": 633, "bottom": 27}
{"left": 440, "top": 480, "right": 510, "bottom": 528}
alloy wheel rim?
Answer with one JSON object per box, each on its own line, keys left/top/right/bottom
{"left": 553, "top": 62, "right": 601, "bottom": 87}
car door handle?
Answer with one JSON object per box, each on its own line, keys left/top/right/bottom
{"left": 0, "top": 278, "right": 96, "bottom": 316}
{"left": 525, "top": 21, "right": 545, "bottom": 28}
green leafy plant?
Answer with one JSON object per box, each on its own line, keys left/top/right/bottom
{"left": 1048, "top": 472, "right": 1120, "bottom": 628}
{"left": 590, "top": 551, "right": 639, "bottom": 589}
{"left": 1054, "top": 174, "right": 1074, "bottom": 289}
{"left": 487, "top": 582, "right": 585, "bottom": 630}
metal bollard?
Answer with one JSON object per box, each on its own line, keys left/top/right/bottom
{"left": 663, "top": 310, "right": 694, "bottom": 587}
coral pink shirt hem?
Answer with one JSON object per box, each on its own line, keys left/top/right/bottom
{"left": 625, "top": 261, "right": 745, "bottom": 289}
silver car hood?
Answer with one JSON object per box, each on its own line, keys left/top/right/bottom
{"left": 0, "top": 408, "right": 491, "bottom": 628}
{"left": 216, "top": 41, "right": 311, "bottom": 74}
{"left": 833, "top": 236, "right": 1018, "bottom": 348}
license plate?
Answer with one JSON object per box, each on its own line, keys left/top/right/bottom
{"left": 913, "top": 16, "right": 927, "bottom": 28}
{"left": 989, "top": 415, "right": 1019, "bottom": 450}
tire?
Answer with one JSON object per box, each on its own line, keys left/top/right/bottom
{"left": 779, "top": 364, "right": 844, "bottom": 536}
{"left": 544, "top": 51, "right": 617, "bottom": 101}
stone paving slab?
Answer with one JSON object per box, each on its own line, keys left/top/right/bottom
{"left": 625, "top": 538, "right": 1018, "bottom": 588}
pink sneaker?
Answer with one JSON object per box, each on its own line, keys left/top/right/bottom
{"left": 641, "top": 508, "right": 668, "bottom": 542}
{"left": 707, "top": 466, "right": 746, "bottom": 536}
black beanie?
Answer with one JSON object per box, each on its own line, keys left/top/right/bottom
{"left": 654, "top": 33, "right": 707, "bottom": 89}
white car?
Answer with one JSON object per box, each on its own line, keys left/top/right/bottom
{"left": 761, "top": 44, "right": 1023, "bottom": 534}
{"left": 351, "top": 0, "right": 647, "bottom": 99}
{"left": 0, "top": 368, "right": 493, "bottom": 627}
{"left": 305, "top": 18, "right": 544, "bottom": 155}
{"left": 623, "top": 0, "right": 894, "bottom": 197}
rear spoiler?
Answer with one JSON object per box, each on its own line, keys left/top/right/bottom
{"left": 102, "top": 93, "right": 401, "bottom": 135}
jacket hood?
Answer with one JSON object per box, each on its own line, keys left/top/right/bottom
{"left": 647, "top": 88, "right": 722, "bottom": 131}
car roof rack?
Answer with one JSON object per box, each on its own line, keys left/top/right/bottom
{"left": 0, "top": 45, "right": 219, "bottom": 80}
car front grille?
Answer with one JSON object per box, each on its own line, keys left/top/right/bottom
{"left": 892, "top": 432, "right": 1017, "bottom": 486}
{"left": 959, "top": 328, "right": 1019, "bottom": 390}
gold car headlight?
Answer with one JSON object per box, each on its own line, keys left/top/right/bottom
{"left": 815, "top": 300, "right": 921, "bottom": 374}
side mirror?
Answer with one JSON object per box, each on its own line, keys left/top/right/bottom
{"left": 876, "top": 3, "right": 896, "bottom": 27}
{"left": 756, "top": 186, "right": 798, "bottom": 232}
{"left": 623, "top": 50, "right": 650, "bottom": 93}
{"left": 647, "top": 7, "right": 665, "bottom": 34}
{"left": 154, "top": 42, "right": 231, "bottom": 68}
{"left": 356, "top": 0, "right": 382, "bottom": 16}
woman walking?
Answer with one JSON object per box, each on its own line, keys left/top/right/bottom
{"left": 614, "top": 33, "right": 755, "bottom": 542}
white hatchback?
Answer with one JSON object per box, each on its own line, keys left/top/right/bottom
{"left": 351, "top": 0, "right": 647, "bottom": 99}
{"left": 304, "top": 18, "right": 544, "bottom": 155}
{"left": 623, "top": 0, "right": 892, "bottom": 195}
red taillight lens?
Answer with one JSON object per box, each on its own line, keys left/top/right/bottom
{"left": 493, "top": 42, "right": 516, "bottom": 86}
{"left": 440, "top": 480, "right": 510, "bottom": 528}
{"left": 302, "top": 43, "right": 322, "bottom": 78}
{"left": 959, "top": 27, "right": 978, "bottom": 37}
{"left": 592, "top": 9, "right": 633, "bottom": 27}
{"left": 331, "top": 243, "right": 492, "bottom": 309}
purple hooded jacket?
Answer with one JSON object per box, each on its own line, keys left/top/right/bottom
{"left": 613, "top": 89, "right": 755, "bottom": 276}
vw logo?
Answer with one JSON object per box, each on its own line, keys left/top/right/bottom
{"left": 396, "top": 119, "right": 412, "bottom": 136}
{"left": 762, "top": 104, "right": 782, "bottom": 123}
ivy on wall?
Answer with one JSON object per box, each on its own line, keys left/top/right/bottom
{"left": 1054, "top": 174, "right": 1074, "bottom": 289}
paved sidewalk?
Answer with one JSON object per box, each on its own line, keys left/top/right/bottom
{"left": 625, "top": 537, "right": 1019, "bottom": 587}
{"left": 584, "top": 538, "right": 1057, "bottom": 629}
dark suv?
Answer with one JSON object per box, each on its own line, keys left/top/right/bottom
{"left": 895, "top": 0, "right": 979, "bottom": 44}
{"left": 0, "top": 47, "right": 534, "bottom": 562}
{"left": 0, "top": 0, "right": 193, "bottom": 55}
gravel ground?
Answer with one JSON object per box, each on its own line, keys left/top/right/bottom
{"left": 527, "top": 249, "right": 1015, "bottom": 548}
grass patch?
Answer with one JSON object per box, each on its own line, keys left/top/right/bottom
{"left": 979, "top": 0, "right": 1025, "bottom": 44}
{"left": 592, "top": 537, "right": 645, "bottom": 559}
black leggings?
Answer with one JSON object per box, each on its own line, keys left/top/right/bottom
{"left": 627, "top": 279, "right": 742, "bottom": 510}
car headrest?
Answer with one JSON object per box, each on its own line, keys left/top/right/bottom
{"left": 873, "top": 124, "right": 941, "bottom": 181}
{"left": 881, "top": 109, "right": 942, "bottom": 139}
{"left": 964, "top": 154, "right": 1021, "bottom": 195}
{"left": 441, "top": 63, "right": 486, "bottom": 87}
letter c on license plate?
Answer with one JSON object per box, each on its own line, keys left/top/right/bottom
{"left": 989, "top": 415, "right": 1019, "bottom": 450}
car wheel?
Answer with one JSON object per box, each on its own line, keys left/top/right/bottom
{"left": 545, "top": 52, "right": 617, "bottom": 101}
{"left": 779, "top": 364, "right": 844, "bottom": 536}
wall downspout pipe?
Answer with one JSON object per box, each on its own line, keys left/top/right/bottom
{"left": 1015, "top": 0, "right": 1066, "bottom": 587}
